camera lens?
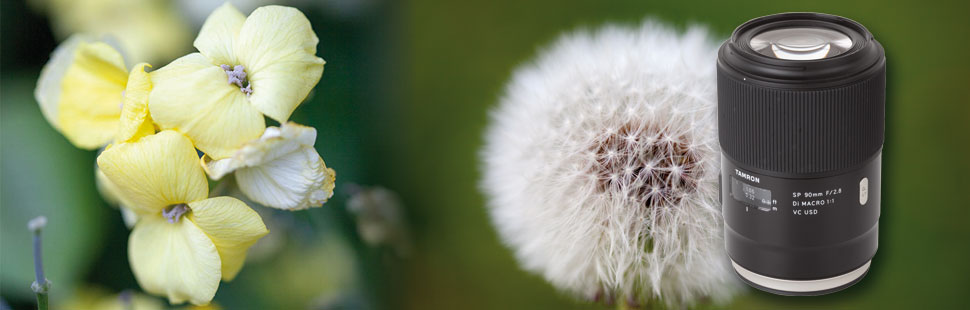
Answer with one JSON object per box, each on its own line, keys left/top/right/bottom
{"left": 717, "top": 12, "right": 885, "bottom": 295}
{"left": 749, "top": 27, "right": 853, "bottom": 60}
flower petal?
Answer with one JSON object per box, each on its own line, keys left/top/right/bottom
{"left": 60, "top": 286, "right": 165, "bottom": 310}
{"left": 96, "top": 161, "right": 141, "bottom": 228}
{"left": 235, "top": 5, "right": 325, "bottom": 122}
{"left": 95, "top": 164, "right": 125, "bottom": 207}
{"left": 188, "top": 196, "right": 268, "bottom": 280}
{"left": 117, "top": 63, "right": 155, "bottom": 143}
{"left": 199, "top": 155, "right": 240, "bottom": 181}
{"left": 120, "top": 207, "right": 139, "bottom": 229}
{"left": 55, "top": 39, "right": 129, "bottom": 149}
{"left": 97, "top": 130, "right": 209, "bottom": 215}
{"left": 35, "top": 34, "right": 90, "bottom": 130}
{"left": 236, "top": 147, "right": 336, "bottom": 210}
{"left": 193, "top": 2, "right": 245, "bottom": 66}
{"left": 128, "top": 216, "right": 221, "bottom": 305}
{"left": 202, "top": 123, "right": 336, "bottom": 210}
{"left": 200, "top": 123, "right": 313, "bottom": 179}
{"left": 148, "top": 53, "right": 265, "bottom": 159}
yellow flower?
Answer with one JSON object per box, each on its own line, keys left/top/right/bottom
{"left": 202, "top": 122, "right": 336, "bottom": 210}
{"left": 60, "top": 286, "right": 163, "bottom": 310}
{"left": 35, "top": 35, "right": 156, "bottom": 149}
{"left": 97, "top": 130, "right": 268, "bottom": 305}
{"left": 149, "top": 3, "right": 325, "bottom": 159}
{"left": 32, "top": 0, "right": 191, "bottom": 64}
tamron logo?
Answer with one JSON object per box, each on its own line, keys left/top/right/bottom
{"left": 734, "top": 169, "right": 760, "bottom": 183}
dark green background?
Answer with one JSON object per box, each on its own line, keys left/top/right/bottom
{"left": 2, "top": 0, "right": 968, "bottom": 309}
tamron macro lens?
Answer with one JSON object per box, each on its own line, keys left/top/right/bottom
{"left": 717, "top": 12, "right": 885, "bottom": 295}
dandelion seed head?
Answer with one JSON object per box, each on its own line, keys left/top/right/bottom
{"left": 481, "top": 20, "right": 738, "bottom": 306}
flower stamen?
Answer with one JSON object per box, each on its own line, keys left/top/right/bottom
{"left": 162, "top": 203, "right": 190, "bottom": 223}
{"left": 220, "top": 64, "right": 252, "bottom": 95}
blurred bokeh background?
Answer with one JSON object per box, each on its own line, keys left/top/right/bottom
{"left": 2, "top": 0, "right": 968, "bottom": 309}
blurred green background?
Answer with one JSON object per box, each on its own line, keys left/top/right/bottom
{"left": 2, "top": 0, "right": 969, "bottom": 309}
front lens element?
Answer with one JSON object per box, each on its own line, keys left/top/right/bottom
{"left": 750, "top": 27, "right": 853, "bottom": 60}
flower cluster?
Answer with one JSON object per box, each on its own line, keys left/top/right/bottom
{"left": 480, "top": 21, "right": 739, "bottom": 306}
{"left": 34, "top": 3, "right": 335, "bottom": 306}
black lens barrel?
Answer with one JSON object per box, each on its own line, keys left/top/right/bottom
{"left": 717, "top": 67, "right": 885, "bottom": 176}
{"left": 718, "top": 12, "right": 885, "bottom": 177}
{"left": 717, "top": 12, "right": 885, "bottom": 294}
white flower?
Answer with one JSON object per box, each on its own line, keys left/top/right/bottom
{"left": 202, "top": 122, "right": 336, "bottom": 210}
{"left": 480, "top": 21, "right": 739, "bottom": 306}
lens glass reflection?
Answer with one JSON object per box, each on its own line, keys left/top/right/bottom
{"left": 750, "top": 27, "right": 853, "bottom": 60}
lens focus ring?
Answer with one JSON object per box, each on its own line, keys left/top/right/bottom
{"left": 717, "top": 66, "right": 885, "bottom": 176}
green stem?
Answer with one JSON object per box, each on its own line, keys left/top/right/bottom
{"left": 34, "top": 292, "right": 48, "bottom": 310}
{"left": 28, "top": 216, "right": 50, "bottom": 310}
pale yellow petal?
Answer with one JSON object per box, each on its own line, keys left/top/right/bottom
{"left": 193, "top": 2, "right": 245, "bottom": 65}
{"left": 96, "top": 160, "right": 143, "bottom": 227}
{"left": 59, "top": 286, "right": 165, "bottom": 310}
{"left": 44, "top": 0, "right": 191, "bottom": 64}
{"left": 129, "top": 216, "right": 221, "bottom": 306}
{"left": 91, "top": 292, "right": 164, "bottom": 310}
{"left": 148, "top": 53, "right": 265, "bottom": 159}
{"left": 117, "top": 63, "right": 155, "bottom": 143}
{"left": 201, "top": 123, "right": 314, "bottom": 180}
{"left": 35, "top": 34, "right": 90, "bottom": 130}
{"left": 236, "top": 147, "right": 336, "bottom": 210}
{"left": 94, "top": 164, "right": 124, "bottom": 206}
{"left": 235, "top": 5, "right": 325, "bottom": 122}
{"left": 57, "top": 40, "right": 128, "bottom": 149}
{"left": 200, "top": 154, "right": 242, "bottom": 181}
{"left": 201, "top": 123, "right": 336, "bottom": 210}
{"left": 120, "top": 207, "right": 139, "bottom": 228}
{"left": 188, "top": 197, "right": 268, "bottom": 281}
{"left": 106, "top": 2, "right": 191, "bottom": 64}
{"left": 96, "top": 161, "right": 141, "bottom": 227}
{"left": 97, "top": 130, "right": 209, "bottom": 215}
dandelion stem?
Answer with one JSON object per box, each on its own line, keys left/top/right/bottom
{"left": 28, "top": 216, "right": 50, "bottom": 310}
